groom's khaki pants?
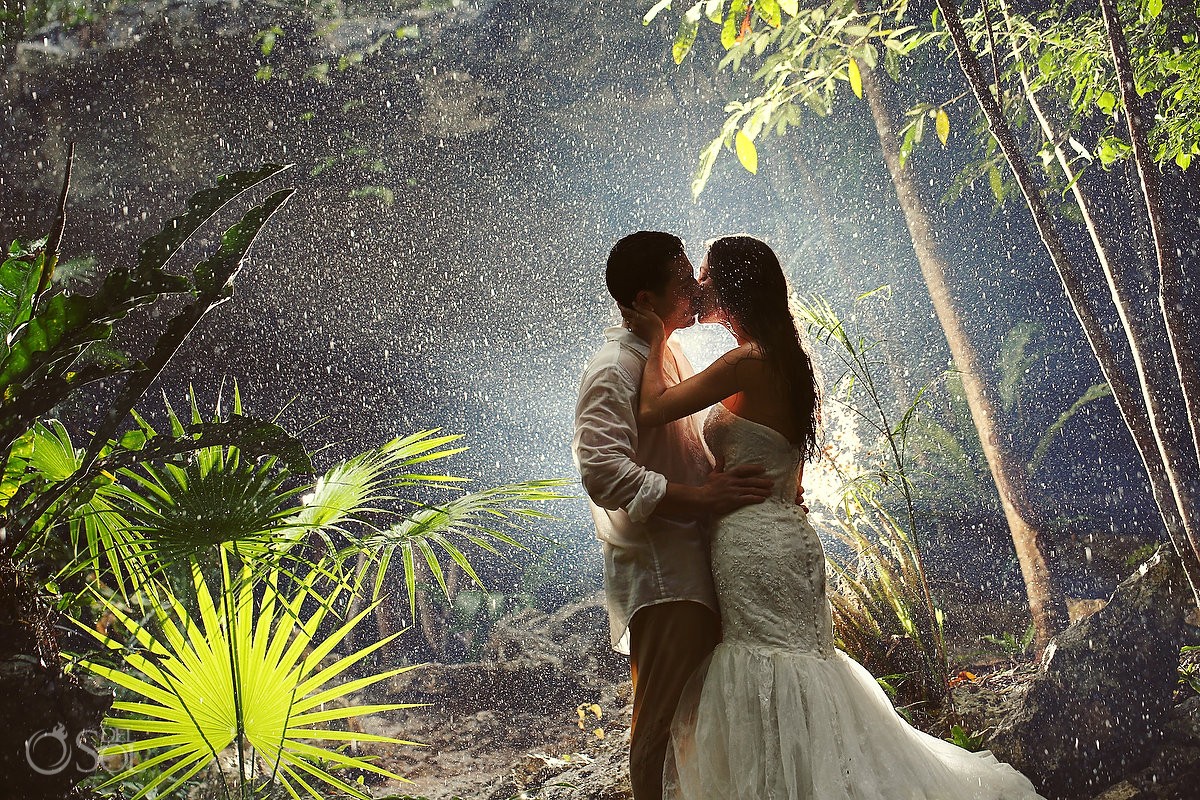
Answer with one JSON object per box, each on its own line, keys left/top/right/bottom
{"left": 628, "top": 600, "right": 721, "bottom": 800}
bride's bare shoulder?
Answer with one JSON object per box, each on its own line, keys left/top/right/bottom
{"left": 715, "top": 343, "right": 766, "bottom": 363}
{"left": 714, "top": 343, "right": 768, "bottom": 372}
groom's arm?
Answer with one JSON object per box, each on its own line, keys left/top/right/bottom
{"left": 573, "top": 363, "right": 668, "bottom": 522}
{"left": 657, "top": 466, "right": 772, "bottom": 518}
{"left": 573, "top": 364, "right": 771, "bottom": 522}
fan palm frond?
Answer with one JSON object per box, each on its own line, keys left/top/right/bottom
{"left": 74, "top": 553, "right": 423, "bottom": 800}
{"left": 355, "top": 479, "right": 572, "bottom": 616}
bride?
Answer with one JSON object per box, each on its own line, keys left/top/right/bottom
{"left": 622, "top": 235, "right": 1046, "bottom": 800}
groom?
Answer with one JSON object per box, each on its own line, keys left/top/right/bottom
{"left": 572, "top": 231, "right": 772, "bottom": 800}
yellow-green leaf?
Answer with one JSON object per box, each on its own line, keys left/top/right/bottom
{"left": 721, "top": 0, "right": 747, "bottom": 49}
{"left": 757, "top": 0, "right": 782, "bottom": 28}
{"left": 935, "top": 108, "right": 950, "bottom": 146}
{"left": 1176, "top": 151, "right": 1191, "bottom": 170}
{"left": 643, "top": 0, "right": 673, "bottom": 25}
{"left": 1146, "top": 0, "right": 1163, "bottom": 19}
{"left": 848, "top": 57, "right": 863, "bottom": 99}
{"left": 735, "top": 130, "right": 759, "bottom": 174}
{"left": 989, "top": 165, "right": 1005, "bottom": 202}
{"left": 673, "top": 6, "right": 702, "bottom": 64}
{"left": 779, "top": 0, "right": 798, "bottom": 16}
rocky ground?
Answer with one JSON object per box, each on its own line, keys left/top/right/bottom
{"left": 329, "top": 546, "right": 1200, "bottom": 800}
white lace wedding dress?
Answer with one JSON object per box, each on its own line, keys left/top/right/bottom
{"left": 663, "top": 404, "right": 1046, "bottom": 800}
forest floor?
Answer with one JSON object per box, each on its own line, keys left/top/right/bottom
{"left": 335, "top": 594, "right": 1200, "bottom": 800}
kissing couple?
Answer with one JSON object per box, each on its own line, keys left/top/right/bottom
{"left": 571, "top": 231, "right": 1047, "bottom": 799}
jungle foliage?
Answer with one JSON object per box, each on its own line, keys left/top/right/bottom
{"left": 1, "top": 158, "right": 566, "bottom": 799}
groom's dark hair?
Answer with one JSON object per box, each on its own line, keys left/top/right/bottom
{"left": 606, "top": 231, "right": 685, "bottom": 306}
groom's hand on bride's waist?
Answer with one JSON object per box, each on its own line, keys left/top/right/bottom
{"left": 699, "top": 464, "right": 773, "bottom": 516}
{"left": 654, "top": 465, "right": 772, "bottom": 520}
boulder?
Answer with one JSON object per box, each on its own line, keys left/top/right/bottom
{"left": 386, "top": 594, "right": 626, "bottom": 717}
{"left": 0, "top": 562, "right": 113, "bottom": 800}
{"left": 985, "top": 545, "right": 1199, "bottom": 799}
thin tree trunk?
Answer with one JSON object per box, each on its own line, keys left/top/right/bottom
{"left": 999, "top": 0, "right": 1199, "bottom": 567}
{"left": 858, "top": 62, "right": 1068, "bottom": 647}
{"left": 935, "top": 0, "right": 1200, "bottom": 603}
{"left": 1098, "top": 0, "right": 1200, "bottom": 474}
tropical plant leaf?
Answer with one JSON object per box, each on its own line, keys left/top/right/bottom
{"left": 74, "top": 555, "right": 423, "bottom": 800}
{"left": 135, "top": 164, "right": 290, "bottom": 276}
{"left": 3, "top": 185, "right": 302, "bottom": 550}
{"left": 109, "top": 442, "right": 300, "bottom": 568}
{"left": 0, "top": 249, "right": 44, "bottom": 343}
{"left": 356, "top": 479, "right": 571, "bottom": 614}
{"left": 1028, "top": 382, "right": 1112, "bottom": 476}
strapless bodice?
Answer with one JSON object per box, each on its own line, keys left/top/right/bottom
{"left": 702, "top": 404, "right": 834, "bottom": 655}
{"left": 702, "top": 404, "right": 802, "bottom": 502}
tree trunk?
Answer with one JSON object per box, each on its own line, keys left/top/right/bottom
{"left": 998, "top": 0, "right": 1200, "bottom": 576}
{"left": 935, "top": 0, "right": 1200, "bottom": 604}
{"left": 1098, "top": 0, "right": 1200, "bottom": 476}
{"left": 858, "top": 63, "right": 1068, "bottom": 648}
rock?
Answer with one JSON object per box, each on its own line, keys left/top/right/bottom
{"left": 386, "top": 594, "right": 626, "bottom": 717}
{"left": 369, "top": 594, "right": 633, "bottom": 798}
{"left": 505, "top": 742, "right": 632, "bottom": 800}
{"left": 1082, "top": 693, "right": 1200, "bottom": 800}
{"left": 985, "top": 545, "right": 1199, "bottom": 799}
{"left": 0, "top": 562, "right": 113, "bottom": 800}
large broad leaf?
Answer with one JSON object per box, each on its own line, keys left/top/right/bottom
{"left": 136, "top": 163, "right": 290, "bottom": 275}
{"left": 0, "top": 165, "right": 291, "bottom": 440}
{"left": 79, "top": 187, "right": 296, "bottom": 473}
{"left": 0, "top": 250, "right": 45, "bottom": 344}
{"left": 0, "top": 267, "right": 186, "bottom": 391}
{"left": 2, "top": 181, "right": 296, "bottom": 549}
{"left": 193, "top": 187, "right": 294, "bottom": 295}
{"left": 0, "top": 162, "right": 286, "bottom": 395}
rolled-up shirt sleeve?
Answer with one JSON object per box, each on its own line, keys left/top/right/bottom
{"left": 573, "top": 363, "right": 667, "bottom": 523}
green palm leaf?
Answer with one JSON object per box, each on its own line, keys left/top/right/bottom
{"left": 75, "top": 554, "right": 423, "bottom": 800}
{"left": 355, "top": 479, "right": 571, "bottom": 615}
{"left": 289, "top": 429, "right": 470, "bottom": 535}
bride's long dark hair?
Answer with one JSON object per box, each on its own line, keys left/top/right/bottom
{"left": 706, "top": 235, "right": 821, "bottom": 462}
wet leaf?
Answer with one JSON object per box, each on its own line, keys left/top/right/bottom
{"left": 673, "top": 3, "right": 703, "bottom": 63}
{"left": 735, "top": 130, "right": 758, "bottom": 173}
{"left": 757, "top": 0, "right": 781, "bottom": 28}
{"left": 848, "top": 57, "right": 863, "bottom": 99}
{"left": 643, "top": 0, "right": 672, "bottom": 25}
{"left": 989, "top": 164, "right": 1005, "bottom": 202}
{"left": 721, "top": 0, "right": 747, "bottom": 49}
{"left": 935, "top": 108, "right": 950, "bottom": 146}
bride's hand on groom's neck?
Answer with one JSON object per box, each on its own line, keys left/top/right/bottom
{"left": 619, "top": 302, "right": 665, "bottom": 346}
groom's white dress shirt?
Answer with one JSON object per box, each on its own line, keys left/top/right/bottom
{"left": 573, "top": 325, "right": 717, "bottom": 654}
